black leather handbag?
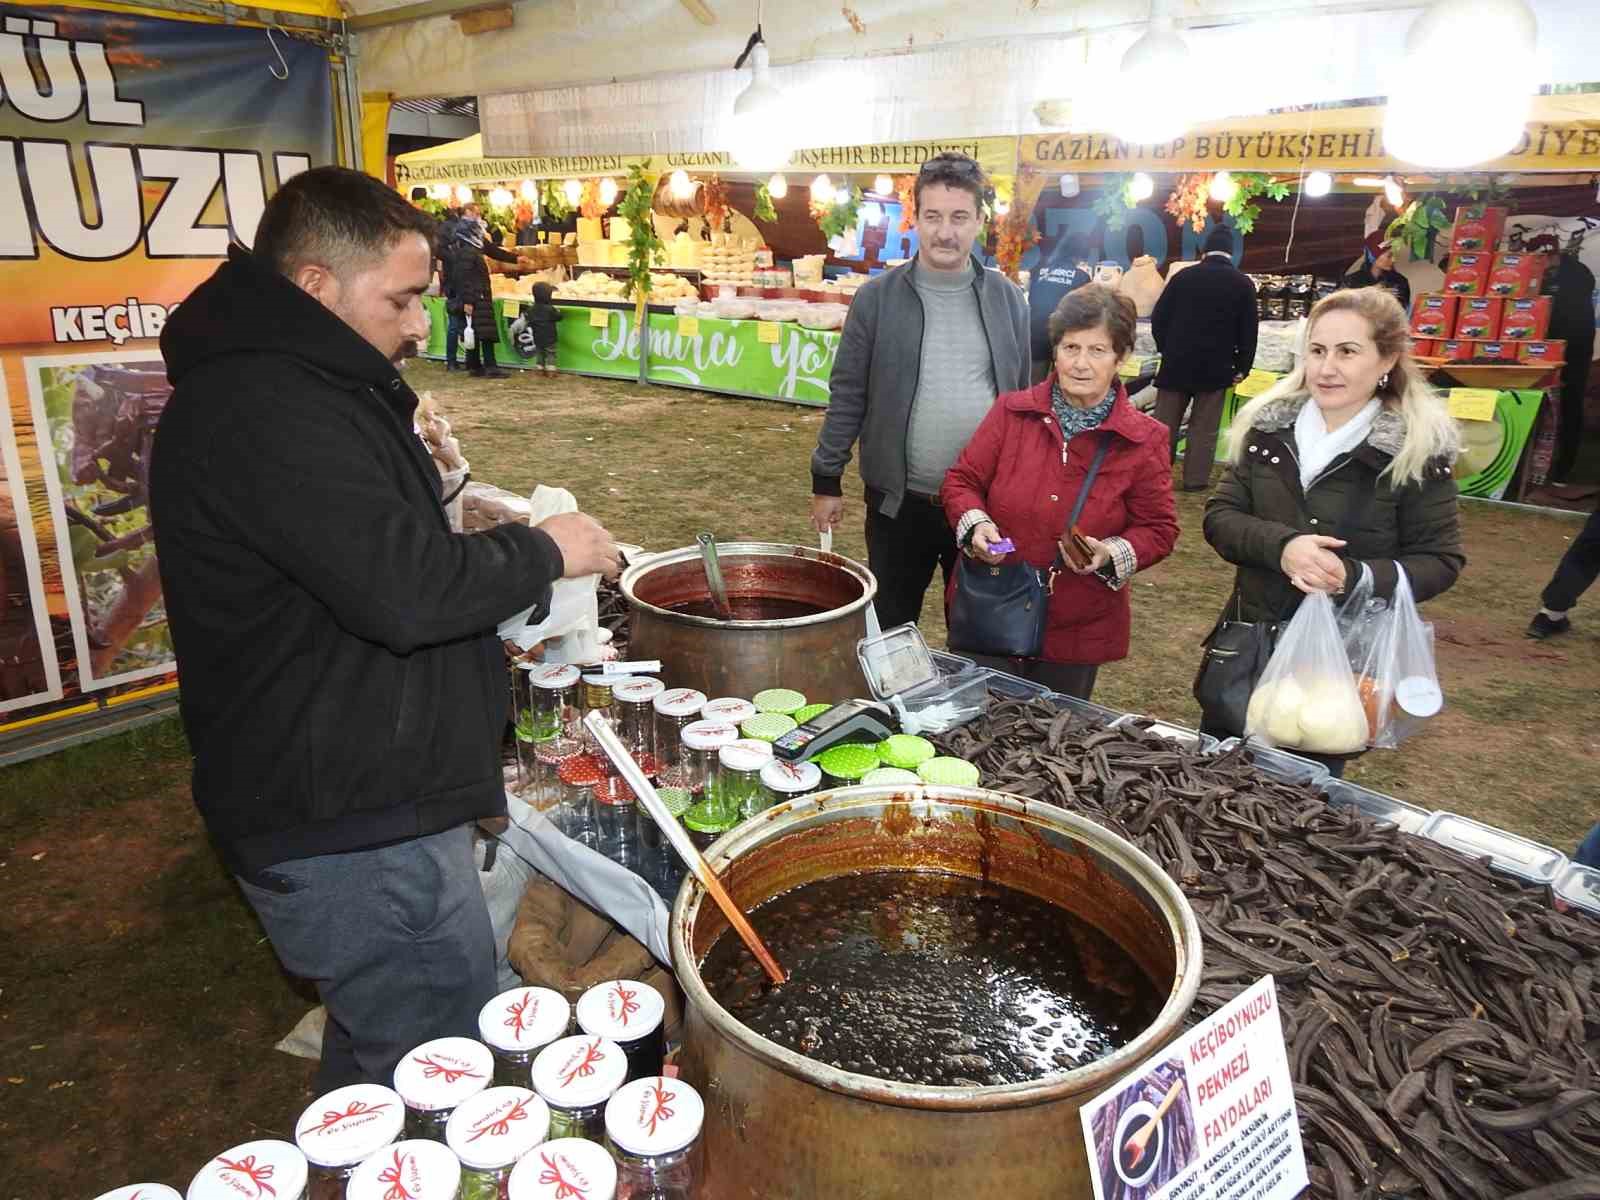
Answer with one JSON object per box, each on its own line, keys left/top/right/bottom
{"left": 948, "top": 437, "right": 1111, "bottom": 659}
{"left": 1192, "top": 595, "right": 1280, "bottom": 738}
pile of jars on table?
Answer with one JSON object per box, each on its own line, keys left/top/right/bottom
{"left": 104, "top": 979, "right": 695, "bottom": 1200}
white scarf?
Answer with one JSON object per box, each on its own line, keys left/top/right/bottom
{"left": 1293, "top": 396, "right": 1380, "bottom": 490}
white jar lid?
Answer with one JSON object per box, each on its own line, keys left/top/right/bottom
{"left": 96, "top": 1187, "right": 183, "bottom": 1200}
{"left": 762, "top": 758, "right": 821, "bottom": 793}
{"left": 701, "top": 697, "right": 757, "bottom": 723}
{"left": 614, "top": 677, "right": 665, "bottom": 704}
{"left": 531, "top": 1035, "right": 628, "bottom": 1109}
{"left": 727, "top": 737, "right": 774, "bottom": 760}
{"left": 445, "top": 1086, "right": 551, "bottom": 1170}
{"left": 717, "top": 742, "right": 769, "bottom": 773}
{"left": 186, "top": 1141, "right": 307, "bottom": 1200}
{"left": 680, "top": 720, "right": 738, "bottom": 750}
{"left": 478, "top": 986, "right": 571, "bottom": 1054}
{"left": 507, "top": 1138, "right": 617, "bottom": 1200}
{"left": 575, "top": 979, "right": 665, "bottom": 1042}
{"left": 346, "top": 1140, "right": 461, "bottom": 1200}
{"left": 604, "top": 1076, "right": 705, "bottom": 1157}
{"left": 294, "top": 1083, "right": 405, "bottom": 1167}
{"left": 393, "top": 1037, "right": 494, "bottom": 1111}
{"left": 653, "top": 687, "right": 707, "bottom": 717}
{"left": 529, "top": 663, "right": 581, "bottom": 690}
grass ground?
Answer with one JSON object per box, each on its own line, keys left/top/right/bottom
{"left": 3, "top": 362, "right": 1596, "bottom": 1195}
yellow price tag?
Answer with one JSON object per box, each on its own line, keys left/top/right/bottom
{"left": 1116, "top": 359, "right": 1142, "bottom": 378}
{"left": 1232, "top": 369, "right": 1280, "bottom": 398}
{"left": 501, "top": 299, "right": 521, "bottom": 319}
{"left": 677, "top": 316, "right": 700, "bottom": 337}
{"left": 757, "top": 321, "right": 782, "bottom": 344}
{"left": 1447, "top": 388, "right": 1499, "bottom": 422}
{"left": 588, "top": 306, "right": 610, "bottom": 328}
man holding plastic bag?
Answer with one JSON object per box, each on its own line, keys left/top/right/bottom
{"left": 1197, "top": 288, "right": 1465, "bottom": 774}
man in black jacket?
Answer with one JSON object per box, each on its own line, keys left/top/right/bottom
{"left": 1151, "top": 227, "right": 1259, "bottom": 491}
{"left": 151, "top": 166, "right": 619, "bottom": 1089}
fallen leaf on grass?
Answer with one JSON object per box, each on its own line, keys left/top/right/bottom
{"left": 7, "top": 1077, "right": 23, "bottom": 1085}
{"left": 31, "top": 851, "right": 45, "bottom": 862}
{"left": 48, "top": 1080, "right": 74, "bottom": 1090}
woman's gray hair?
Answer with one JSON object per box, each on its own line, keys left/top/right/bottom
{"left": 1047, "top": 284, "right": 1138, "bottom": 356}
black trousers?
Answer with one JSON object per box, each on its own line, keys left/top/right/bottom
{"left": 864, "top": 490, "right": 958, "bottom": 631}
{"left": 1541, "top": 503, "right": 1600, "bottom": 612}
{"left": 1551, "top": 352, "right": 1594, "bottom": 483}
{"left": 1153, "top": 387, "right": 1226, "bottom": 490}
{"left": 966, "top": 654, "right": 1099, "bottom": 700}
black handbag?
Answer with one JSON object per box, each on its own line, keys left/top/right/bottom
{"left": 1192, "top": 594, "right": 1280, "bottom": 738}
{"left": 948, "top": 436, "right": 1111, "bottom": 659}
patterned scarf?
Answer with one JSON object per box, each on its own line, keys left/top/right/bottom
{"left": 1051, "top": 381, "right": 1118, "bottom": 442}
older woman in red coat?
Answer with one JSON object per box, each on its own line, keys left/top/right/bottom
{"left": 942, "top": 285, "right": 1179, "bottom": 699}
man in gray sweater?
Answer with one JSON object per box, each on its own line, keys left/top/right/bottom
{"left": 809, "top": 152, "right": 1029, "bottom": 630}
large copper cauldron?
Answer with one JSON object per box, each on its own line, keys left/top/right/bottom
{"left": 620, "top": 542, "right": 876, "bottom": 702}
{"left": 671, "top": 785, "right": 1203, "bottom": 1199}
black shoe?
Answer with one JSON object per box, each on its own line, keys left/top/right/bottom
{"left": 1527, "top": 612, "right": 1572, "bottom": 639}
{"left": 481, "top": 367, "right": 510, "bottom": 379}
{"left": 445, "top": 361, "right": 461, "bottom": 372}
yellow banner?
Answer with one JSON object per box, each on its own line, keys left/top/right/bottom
{"left": 1022, "top": 96, "right": 1600, "bottom": 175}
{"left": 783, "top": 137, "right": 1016, "bottom": 179}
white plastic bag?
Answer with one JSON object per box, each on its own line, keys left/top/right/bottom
{"left": 461, "top": 322, "right": 476, "bottom": 350}
{"left": 497, "top": 485, "right": 602, "bottom": 662}
{"left": 1350, "top": 565, "right": 1441, "bottom": 748}
{"left": 1245, "top": 591, "right": 1369, "bottom": 754}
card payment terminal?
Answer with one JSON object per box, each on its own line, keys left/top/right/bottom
{"left": 772, "top": 699, "right": 897, "bottom": 761}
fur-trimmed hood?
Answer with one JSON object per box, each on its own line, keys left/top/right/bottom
{"left": 1246, "top": 392, "right": 1460, "bottom": 463}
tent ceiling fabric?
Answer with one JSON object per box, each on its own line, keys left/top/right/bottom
{"left": 355, "top": 0, "right": 1596, "bottom": 117}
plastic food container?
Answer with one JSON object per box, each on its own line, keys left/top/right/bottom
{"left": 856, "top": 623, "right": 992, "bottom": 733}
{"left": 478, "top": 987, "right": 573, "bottom": 1088}
{"left": 984, "top": 670, "right": 1053, "bottom": 701}
{"left": 576, "top": 980, "right": 667, "bottom": 1085}
{"left": 187, "top": 1141, "right": 308, "bottom": 1200}
{"left": 1215, "top": 738, "right": 1330, "bottom": 788}
{"left": 295, "top": 1083, "right": 405, "bottom": 1198}
{"left": 1111, "top": 715, "right": 1220, "bottom": 754}
{"left": 345, "top": 1140, "right": 460, "bottom": 1200}
{"left": 532, "top": 1036, "right": 629, "bottom": 1143}
{"left": 394, "top": 1037, "right": 494, "bottom": 1143}
{"left": 1043, "top": 691, "right": 1124, "bottom": 728}
{"left": 507, "top": 1137, "right": 617, "bottom": 1200}
{"left": 1320, "top": 780, "right": 1431, "bottom": 835}
{"left": 446, "top": 1087, "right": 551, "bottom": 1198}
{"left": 1553, "top": 862, "right": 1600, "bottom": 916}
{"left": 1421, "top": 811, "right": 1567, "bottom": 885}
{"left": 917, "top": 757, "right": 981, "bottom": 787}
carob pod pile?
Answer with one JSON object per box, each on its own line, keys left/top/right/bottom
{"left": 934, "top": 699, "right": 1600, "bottom": 1200}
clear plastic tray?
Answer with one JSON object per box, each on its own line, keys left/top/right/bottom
{"left": 1112, "top": 714, "right": 1220, "bottom": 754}
{"left": 929, "top": 648, "right": 979, "bottom": 681}
{"left": 1215, "top": 738, "right": 1330, "bottom": 787}
{"left": 1420, "top": 811, "right": 1567, "bottom": 885}
{"left": 1042, "top": 691, "right": 1124, "bottom": 728}
{"left": 857, "top": 623, "right": 939, "bottom": 700}
{"left": 1321, "top": 780, "right": 1431, "bottom": 834}
{"left": 1553, "top": 862, "right": 1600, "bottom": 917}
{"left": 984, "top": 670, "right": 1053, "bottom": 702}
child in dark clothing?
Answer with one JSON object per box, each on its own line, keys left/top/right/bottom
{"left": 527, "top": 282, "right": 562, "bottom": 375}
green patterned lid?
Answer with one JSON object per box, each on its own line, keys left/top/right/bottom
{"left": 862, "top": 767, "right": 922, "bottom": 785}
{"left": 816, "top": 742, "right": 881, "bottom": 780}
{"left": 683, "top": 802, "right": 739, "bottom": 834}
{"left": 793, "top": 703, "right": 831, "bottom": 724}
{"left": 878, "top": 734, "right": 937, "bottom": 769}
{"left": 753, "top": 688, "right": 807, "bottom": 716}
{"left": 657, "top": 786, "right": 693, "bottom": 818}
{"left": 917, "top": 756, "right": 981, "bottom": 787}
{"left": 741, "top": 712, "right": 799, "bottom": 742}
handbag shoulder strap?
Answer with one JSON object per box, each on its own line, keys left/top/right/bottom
{"left": 1048, "top": 434, "right": 1112, "bottom": 576}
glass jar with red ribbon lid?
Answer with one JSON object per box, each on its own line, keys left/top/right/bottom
{"left": 506, "top": 1137, "right": 616, "bottom": 1200}
{"left": 393, "top": 1037, "right": 494, "bottom": 1143}
{"left": 477, "top": 986, "right": 572, "bottom": 1089}
{"left": 604, "top": 1076, "right": 705, "bottom": 1200}
{"left": 575, "top": 980, "right": 666, "bottom": 1086}
{"left": 445, "top": 1086, "right": 551, "bottom": 1200}
{"left": 186, "top": 1139, "right": 308, "bottom": 1200}
{"left": 95, "top": 1185, "right": 182, "bottom": 1200}
{"left": 294, "top": 1083, "right": 405, "bottom": 1200}
{"left": 344, "top": 1139, "right": 460, "bottom": 1200}
{"left": 530, "top": 1035, "right": 626, "bottom": 1143}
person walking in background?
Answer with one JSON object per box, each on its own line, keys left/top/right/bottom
{"left": 1150, "top": 227, "right": 1259, "bottom": 491}
{"left": 440, "top": 201, "right": 533, "bottom": 379}
{"left": 1027, "top": 233, "right": 1094, "bottom": 385}
{"left": 1342, "top": 231, "right": 1412, "bottom": 312}
{"left": 943, "top": 286, "right": 1179, "bottom": 699}
{"left": 1526, "top": 500, "right": 1600, "bottom": 638}
{"left": 525, "top": 281, "right": 563, "bottom": 376}
{"left": 808, "top": 151, "right": 1029, "bottom": 631}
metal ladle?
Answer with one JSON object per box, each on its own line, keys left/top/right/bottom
{"left": 696, "top": 531, "right": 736, "bottom": 622}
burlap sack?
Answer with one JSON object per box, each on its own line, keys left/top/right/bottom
{"left": 1120, "top": 255, "right": 1166, "bottom": 317}
{"left": 508, "top": 877, "right": 684, "bottom": 1042}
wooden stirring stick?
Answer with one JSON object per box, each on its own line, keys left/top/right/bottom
{"left": 583, "top": 711, "right": 787, "bottom": 985}
{"left": 1124, "top": 1080, "right": 1183, "bottom": 1170}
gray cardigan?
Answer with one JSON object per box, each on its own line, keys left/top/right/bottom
{"left": 810, "top": 255, "right": 1030, "bottom": 518}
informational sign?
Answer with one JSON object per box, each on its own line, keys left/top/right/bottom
{"left": 1080, "top": 976, "right": 1307, "bottom": 1200}
{"left": 1446, "top": 388, "right": 1500, "bottom": 422}
{"left": 1232, "top": 370, "right": 1282, "bottom": 399}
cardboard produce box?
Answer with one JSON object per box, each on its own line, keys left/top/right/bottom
{"left": 1473, "top": 339, "right": 1519, "bottom": 362}
{"left": 1438, "top": 338, "right": 1475, "bottom": 360}
{"left": 1518, "top": 338, "right": 1566, "bottom": 367}
{"left": 1488, "top": 253, "right": 1548, "bottom": 298}
{"left": 1501, "top": 296, "right": 1553, "bottom": 340}
{"left": 1451, "top": 204, "right": 1508, "bottom": 252}
{"left": 1454, "top": 296, "right": 1503, "bottom": 340}
{"left": 1444, "top": 252, "right": 1492, "bottom": 295}
{"left": 1410, "top": 294, "right": 1458, "bottom": 338}
{"left": 1411, "top": 338, "right": 1436, "bottom": 357}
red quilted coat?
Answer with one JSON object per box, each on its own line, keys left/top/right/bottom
{"left": 942, "top": 376, "right": 1179, "bottom": 665}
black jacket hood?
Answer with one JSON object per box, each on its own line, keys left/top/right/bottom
{"left": 162, "top": 244, "right": 403, "bottom": 393}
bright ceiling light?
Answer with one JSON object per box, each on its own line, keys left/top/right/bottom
{"left": 873, "top": 174, "right": 894, "bottom": 195}
{"left": 1109, "top": 20, "right": 1193, "bottom": 145}
{"left": 1129, "top": 172, "right": 1155, "bottom": 202}
{"left": 454, "top": 184, "right": 473, "bottom": 205}
{"left": 598, "top": 177, "right": 619, "bottom": 207}
{"left": 519, "top": 179, "right": 537, "bottom": 201}
{"left": 728, "top": 38, "right": 797, "bottom": 170}
{"left": 835, "top": 183, "right": 853, "bottom": 206}
{"left": 1352, "top": 176, "right": 1388, "bottom": 188}
{"left": 810, "top": 173, "right": 834, "bottom": 203}
{"left": 767, "top": 173, "right": 789, "bottom": 199}
{"left": 862, "top": 202, "right": 883, "bottom": 224}
{"left": 563, "top": 178, "right": 583, "bottom": 205}
{"left": 1384, "top": 175, "right": 1406, "bottom": 207}
{"left": 669, "top": 170, "right": 695, "bottom": 200}
{"left": 429, "top": 183, "right": 453, "bottom": 201}
{"left": 488, "top": 187, "right": 514, "bottom": 208}
{"left": 1385, "top": 0, "right": 1537, "bottom": 167}
{"left": 1059, "top": 174, "right": 1080, "bottom": 198}
{"left": 1209, "top": 171, "right": 1237, "bottom": 203}
{"left": 1303, "top": 171, "right": 1333, "bottom": 198}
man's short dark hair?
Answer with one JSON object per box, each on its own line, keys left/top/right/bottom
{"left": 253, "top": 166, "right": 437, "bottom": 280}
{"left": 913, "top": 151, "right": 992, "bottom": 216}
{"left": 1048, "top": 284, "right": 1138, "bottom": 356}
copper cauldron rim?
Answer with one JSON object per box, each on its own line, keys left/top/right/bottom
{"left": 620, "top": 541, "right": 878, "bottom": 631}
{"left": 670, "top": 783, "right": 1205, "bottom": 1114}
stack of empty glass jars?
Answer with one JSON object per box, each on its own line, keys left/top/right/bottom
{"left": 556, "top": 752, "right": 607, "bottom": 849}
{"left": 612, "top": 678, "right": 665, "bottom": 780}
{"left": 652, "top": 689, "right": 707, "bottom": 792}
{"left": 581, "top": 674, "right": 625, "bottom": 752}
{"left": 686, "top": 740, "right": 768, "bottom": 850}
{"left": 518, "top": 663, "right": 582, "bottom": 821}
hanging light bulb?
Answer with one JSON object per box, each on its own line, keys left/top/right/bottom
{"left": 519, "top": 179, "right": 538, "bottom": 201}
{"left": 562, "top": 178, "right": 583, "bottom": 206}
{"left": 1303, "top": 171, "right": 1333, "bottom": 198}
{"left": 1209, "top": 171, "right": 1237, "bottom": 203}
{"left": 669, "top": 170, "right": 695, "bottom": 201}
{"left": 1129, "top": 172, "right": 1155, "bottom": 202}
{"left": 873, "top": 174, "right": 894, "bottom": 196}
{"left": 810, "top": 173, "right": 834, "bottom": 203}
{"left": 1108, "top": 19, "right": 1193, "bottom": 145}
{"left": 598, "top": 177, "right": 619, "bottom": 207}
{"left": 488, "top": 187, "right": 514, "bottom": 209}
{"left": 454, "top": 184, "right": 473, "bottom": 206}
{"left": 728, "top": 36, "right": 798, "bottom": 170}
{"left": 862, "top": 202, "right": 883, "bottom": 224}
{"left": 767, "top": 172, "right": 789, "bottom": 199}
{"left": 1384, "top": 175, "right": 1406, "bottom": 208}
{"left": 1385, "top": 0, "right": 1537, "bottom": 168}
{"left": 1059, "top": 174, "right": 1080, "bottom": 198}
{"left": 835, "top": 182, "right": 853, "bottom": 206}
{"left": 429, "top": 183, "right": 452, "bottom": 201}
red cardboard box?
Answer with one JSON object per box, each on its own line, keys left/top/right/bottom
{"left": 1411, "top": 338, "right": 1436, "bottom": 358}
{"left": 1487, "top": 253, "right": 1548, "bottom": 298}
{"left": 1518, "top": 339, "right": 1567, "bottom": 367}
{"left": 1451, "top": 204, "right": 1508, "bottom": 252}
{"left": 1453, "top": 296, "right": 1503, "bottom": 340}
{"left": 1444, "top": 253, "right": 1491, "bottom": 295}
{"left": 1474, "top": 340, "right": 1519, "bottom": 362}
{"left": 1438, "top": 339, "right": 1474, "bottom": 360}
{"left": 1501, "top": 297, "right": 1553, "bottom": 340}
{"left": 1409, "top": 294, "right": 1458, "bottom": 338}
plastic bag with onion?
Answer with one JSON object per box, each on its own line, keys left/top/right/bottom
{"left": 1244, "top": 591, "right": 1370, "bottom": 754}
